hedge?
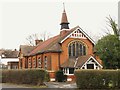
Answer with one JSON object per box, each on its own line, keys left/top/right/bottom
{"left": 55, "top": 70, "right": 67, "bottom": 82}
{"left": 2, "top": 69, "right": 48, "bottom": 85}
{"left": 75, "top": 69, "right": 120, "bottom": 89}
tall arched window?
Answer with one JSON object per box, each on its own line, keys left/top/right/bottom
{"left": 38, "top": 57, "right": 42, "bottom": 68}
{"left": 44, "top": 56, "right": 47, "bottom": 70}
{"left": 68, "top": 41, "right": 87, "bottom": 57}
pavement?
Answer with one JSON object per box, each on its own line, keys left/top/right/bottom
{"left": 0, "top": 83, "right": 30, "bottom": 88}
{"left": 45, "top": 82, "right": 77, "bottom": 88}
{"left": 0, "top": 82, "right": 77, "bottom": 89}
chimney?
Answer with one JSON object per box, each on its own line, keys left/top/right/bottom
{"left": 35, "top": 39, "right": 43, "bottom": 45}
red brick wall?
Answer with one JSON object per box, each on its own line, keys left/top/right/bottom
{"left": 51, "top": 53, "right": 59, "bottom": 71}
{"left": 60, "top": 38, "right": 94, "bottom": 65}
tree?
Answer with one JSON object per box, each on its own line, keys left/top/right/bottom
{"left": 26, "top": 32, "right": 52, "bottom": 46}
{"left": 106, "top": 16, "right": 120, "bottom": 37}
{"left": 26, "top": 33, "right": 38, "bottom": 46}
{"left": 95, "top": 16, "right": 120, "bottom": 69}
{"left": 95, "top": 35, "right": 120, "bottom": 69}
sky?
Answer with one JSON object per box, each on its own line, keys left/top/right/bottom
{"left": 0, "top": 0, "right": 118, "bottom": 50}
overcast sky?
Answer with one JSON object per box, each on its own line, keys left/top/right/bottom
{"left": 0, "top": 0, "right": 118, "bottom": 50}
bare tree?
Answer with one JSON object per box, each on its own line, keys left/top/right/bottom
{"left": 106, "top": 15, "right": 120, "bottom": 37}
{"left": 26, "top": 32, "right": 52, "bottom": 46}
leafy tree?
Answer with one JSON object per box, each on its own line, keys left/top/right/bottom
{"left": 95, "top": 35, "right": 120, "bottom": 69}
{"left": 95, "top": 16, "right": 120, "bottom": 69}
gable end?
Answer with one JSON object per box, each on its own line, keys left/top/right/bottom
{"left": 60, "top": 26, "right": 95, "bottom": 45}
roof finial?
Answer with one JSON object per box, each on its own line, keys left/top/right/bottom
{"left": 63, "top": 2, "right": 65, "bottom": 11}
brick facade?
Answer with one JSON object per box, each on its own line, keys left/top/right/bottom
{"left": 18, "top": 8, "right": 102, "bottom": 81}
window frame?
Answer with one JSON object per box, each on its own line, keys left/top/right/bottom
{"left": 68, "top": 41, "right": 87, "bottom": 58}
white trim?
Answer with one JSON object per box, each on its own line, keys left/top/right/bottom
{"left": 60, "top": 26, "right": 95, "bottom": 45}
{"left": 50, "top": 78, "right": 55, "bottom": 81}
{"left": 74, "top": 58, "right": 78, "bottom": 67}
{"left": 81, "top": 56, "right": 103, "bottom": 69}
{"left": 63, "top": 68, "right": 74, "bottom": 75}
{"left": 67, "top": 78, "right": 72, "bottom": 81}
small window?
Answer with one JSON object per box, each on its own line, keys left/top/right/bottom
{"left": 87, "top": 64, "right": 94, "bottom": 69}
{"left": 69, "top": 68, "right": 74, "bottom": 74}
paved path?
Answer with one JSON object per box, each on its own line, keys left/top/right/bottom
{"left": 0, "top": 83, "right": 29, "bottom": 88}
{"left": 45, "top": 82, "right": 77, "bottom": 88}
{"left": 0, "top": 82, "right": 77, "bottom": 89}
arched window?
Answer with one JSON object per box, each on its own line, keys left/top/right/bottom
{"left": 38, "top": 57, "right": 42, "bottom": 68}
{"left": 33, "top": 58, "right": 36, "bottom": 68}
{"left": 68, "top": 41, "right": 86, "bottom": 57}
{"left": 28, "top": 59, "right": 32, "bottom": 68}
{"left": 44, "top": 56, "right": 47, "bottom": 70}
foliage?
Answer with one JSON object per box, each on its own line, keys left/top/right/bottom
{"left": 55, "top": 70, "right": 67, "bottom": 82}
{"left": 95, "top": 35, "right": 120, "bottom": 69}
{"left": 95, "top": 16, "right": 120, "bottom": 69}
{"left": 107, "top": 16, "right": 120, "bottom": 37}
{"left": 44, "top": 71, "right": 50, "bottom": 82}
{"left": 2, "top": 69, "right": 46, "bottom": 85}
{"left": 75, "top": 69, "right": 119, "bottom": 89}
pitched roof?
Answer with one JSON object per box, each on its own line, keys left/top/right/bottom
{"left": 61, "top": 58, "right": 76, "bottom": 68}
{"left": 19, "top": 45, "right": 35, "bottom": 56}
{"left": 76, "top": 55, "right": 92, "bottom": 68}
{"left": 0, "top": 49, "right": 19, "bottom": 58}
{"left": 60, "top": 9, "right": 69, "bottom": 24}
{"left": 29, "top": 27, "right": 77, "bottom": 56}
{"left": 60, "top": 26, "right": 95, "bottom": 45}
{"left": 28, "top": 25, "right": 95, "bottom": 56}
{"left": 61, "top": 55, "right": 102, "bottom": 68}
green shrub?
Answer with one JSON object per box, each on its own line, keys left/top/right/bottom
{"left": 118, "top": 69, "right": 120, "bottom": 88}
{"left": 55, "top": 70, "right": 66, "bottom": 82}
{"left": 2, "top": 69, "right": 46, "bottom": 85}
{"left": 44, "top": 71, "right": 50, "bottom": 82}
{"left": 75, "top": 69, "right": 119, "bottom": 89}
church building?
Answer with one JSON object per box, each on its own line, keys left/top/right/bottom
{"left": 18, "top": 7, "right": 103, "bottom": 81}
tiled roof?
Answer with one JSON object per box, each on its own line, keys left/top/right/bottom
{"left": 29, "top": 26, "right": 78, "bottom": 56}
{"left": 19, "top": 45, "right": 35, "bottom": 56}
{"left": 60, "top": 9, "right": 69, "bottom": 24}
{"left": 76, "top": 55, "right": 91, "bottom": 68}
{"left": 61, "top": 58, "right": 76, "bottom": 68}
{"left": 61, "top": 55, "right": 102, "bottom": 68}
{"left": 0, "top": 49, "right": 19, "bottom": 58}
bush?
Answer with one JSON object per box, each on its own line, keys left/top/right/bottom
{"left": 75, "top": 69, "right": 119, "bottom": 89}
{"left": 55, "top": 70, "right": 66, "bottom": 82}
{"left": 2, "top": 69, "right": 46, "bottom": 85}
{"left": 44, "top": 71, "right": 50, "bottom": 82}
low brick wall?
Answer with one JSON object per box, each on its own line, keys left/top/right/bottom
{"left": 67, "top": 75, "right": 76, "bottom": 82}
{"left": 48, "top": 71, "right": 56, "bottom": 81}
